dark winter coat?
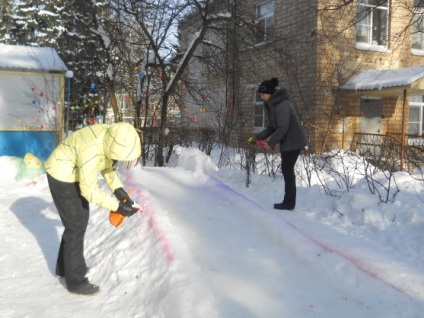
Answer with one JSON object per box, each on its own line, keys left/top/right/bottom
{"left": 255, "top": 87, "right": 307, "bottom": 152}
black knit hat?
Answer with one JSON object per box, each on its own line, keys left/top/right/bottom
{"left": 258, "top": 77, "right": 279, "bottom": 94}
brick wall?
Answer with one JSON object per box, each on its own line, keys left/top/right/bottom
{"left": 313, "top": 0, "right": 423, "bottom": 152}
{"left": 179, "top": 0, "right": 424, "bottom": 153}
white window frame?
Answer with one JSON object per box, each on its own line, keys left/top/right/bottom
{"left": 409, "top": 96, "right": 424, "bottom": 136}
{"left": 412, "top": 1, "right": 424, "bottom": 54}
{"left": 255, "top": 0, "right": 274, "bottom": 45}
{"left": 356, "top": 0, "right": 389, "bottom": 51}
{"left": 254, "top": 89, "right": 265, "bottom": 130}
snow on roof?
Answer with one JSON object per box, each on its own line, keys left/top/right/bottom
{"left": 0, "top": 44, "right": 68, "bottom": 72}
{"left": 342, "top": 65, "right": 424, "bottom": 91}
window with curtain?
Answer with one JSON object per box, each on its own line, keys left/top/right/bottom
{"left": 413, "top": 0, "right": 424, "bottom": 51}
{"left": 409, "top": 96, "right": 424, "bottom": 136}
{"left": 255, "top": 1, "right": 274, "bottom": 45}
{"left": 356, "top": 0, "right": 389, "bottom": 47}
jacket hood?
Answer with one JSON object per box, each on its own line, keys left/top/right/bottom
{"left": 104, "top": 122, "right": 141, "bottom": 161}
{"left": 267, "top": 87, "right": 290, "bottom": 107}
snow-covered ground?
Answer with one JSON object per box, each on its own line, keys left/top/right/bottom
{"left": 1, "top": 147, "right": 424, "bottom": 318}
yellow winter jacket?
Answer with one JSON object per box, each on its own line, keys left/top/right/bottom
{"left": 45, "top": 122, "right": 141, "bottom": 211}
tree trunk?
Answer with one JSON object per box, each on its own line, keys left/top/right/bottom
{"left": 107, "top": 79, "right": 120, "bottom": 121}
{"left": 156, "top": 94, "right": 169, "bottom": 166}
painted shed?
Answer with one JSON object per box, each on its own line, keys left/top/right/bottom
{"left": 0, "top": 44, "right": 68, "bottom": 160}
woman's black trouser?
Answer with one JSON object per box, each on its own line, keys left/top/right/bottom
{"left": 280, "top": 148, "right": 302, "bottom": 208}
{"left": 47, "top": 173, "right": 90, "bottom": 290}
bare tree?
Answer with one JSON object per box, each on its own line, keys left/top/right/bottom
{"left": 100, "top": 0, "right": 238, "bottom": 166}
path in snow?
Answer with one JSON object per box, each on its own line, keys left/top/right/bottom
{"left": 1, "top": 163, "right": 423, "bottom": 318}
{"left": 207, "top": 173, "right": 424, "bottom": 302}
{"left": 135, "top": 167, "right": 422, "bottom": 318}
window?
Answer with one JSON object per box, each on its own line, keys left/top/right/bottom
{"left": 254, "top": 90, "right": 265, "bottom": 128}
{"left": 409, "top": 96, "right": 424, "bottom": 136}
{"left": 412, "top": 0, "right": 424, "bottom": 51}
{"left": 255, "top": 1, "right": 274, "bottom": 45}
{"left": 356, "top": 0, "right": 389, "bottom": 47}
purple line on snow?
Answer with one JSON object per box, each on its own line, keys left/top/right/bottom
{"left": 205, "top": 173, "right": 414, "bottom": 300}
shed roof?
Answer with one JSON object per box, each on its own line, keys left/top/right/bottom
{"left": 341, "top": 65, "right": 424, "bottom": 97}
{"left": 0, "top": 44, "right": 68, "bottom": 72}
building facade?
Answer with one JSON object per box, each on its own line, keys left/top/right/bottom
{"left": 180, "top": 0, "right": 424, "bottom": 162}
{"left": 0, "top": 44, "right": 67, "bottom": 160}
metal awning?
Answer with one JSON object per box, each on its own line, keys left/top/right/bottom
{"left": 341, "top": 65, "right": 424, "bottom": 97}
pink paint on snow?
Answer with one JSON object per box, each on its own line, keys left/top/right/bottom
{"left": 139, "top": 191, "right": 174, "bottom": 263}
{"left": 123, "top": 170, "right": 174, "bottom": 263}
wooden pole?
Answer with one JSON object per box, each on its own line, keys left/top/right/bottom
{"left": 400, "top": 89, "right": 407, "bottom": 171}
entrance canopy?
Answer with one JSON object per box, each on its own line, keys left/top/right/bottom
{"left": 341, "top": 65, "right": 424, "bottom": 97}
{"left": 341, "top": 65, "right": 424, "bottom": 170}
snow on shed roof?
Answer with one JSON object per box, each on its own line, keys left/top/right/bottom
{"left": 0, "top": 44, "right": 68, "bottom": 72}
{"left": 341, "top": 65, "right": 424, "bottom": 92}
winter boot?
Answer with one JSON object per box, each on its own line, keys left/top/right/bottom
{"left": 274, "top": 202, "right": 294, "bottom": 210}
{"left": 68, "top": 281, "right": 99, "bottom": 295}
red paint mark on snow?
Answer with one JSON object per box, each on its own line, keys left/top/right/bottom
{"left": 123, "top": 171, "right": 174, "bottom": 263}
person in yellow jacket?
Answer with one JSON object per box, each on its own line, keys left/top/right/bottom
{"left": 45, "top": 122, "right": 141, "bottom": 295}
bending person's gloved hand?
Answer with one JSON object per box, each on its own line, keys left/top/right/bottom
{"left": 114, "top": 187, "right": 131, "bottom": 202}
{"left": 118, "top": 200, "right": 138, "bottom": 217}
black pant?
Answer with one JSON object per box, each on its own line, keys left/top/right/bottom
{"left": 280, "top": 148, "right": 302, "bottom": 208}
{"left": 47, "top": 173, "right": 90, "bottom": 290}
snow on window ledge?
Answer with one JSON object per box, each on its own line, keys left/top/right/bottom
{"left": 355, "top": 42, "right": 390, "bottom": 53}
{"left": 252, "top": 40, "right": 273, "bottom": 48}
{"left": 412, "top": 49, "right": 424, "bottom": 56}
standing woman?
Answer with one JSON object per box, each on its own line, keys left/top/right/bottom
{"left": 254, "top": 78, "right": 307, "bottom": 210}
{"left": 45, "top": 122, "right": 141, "bottom": 295}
